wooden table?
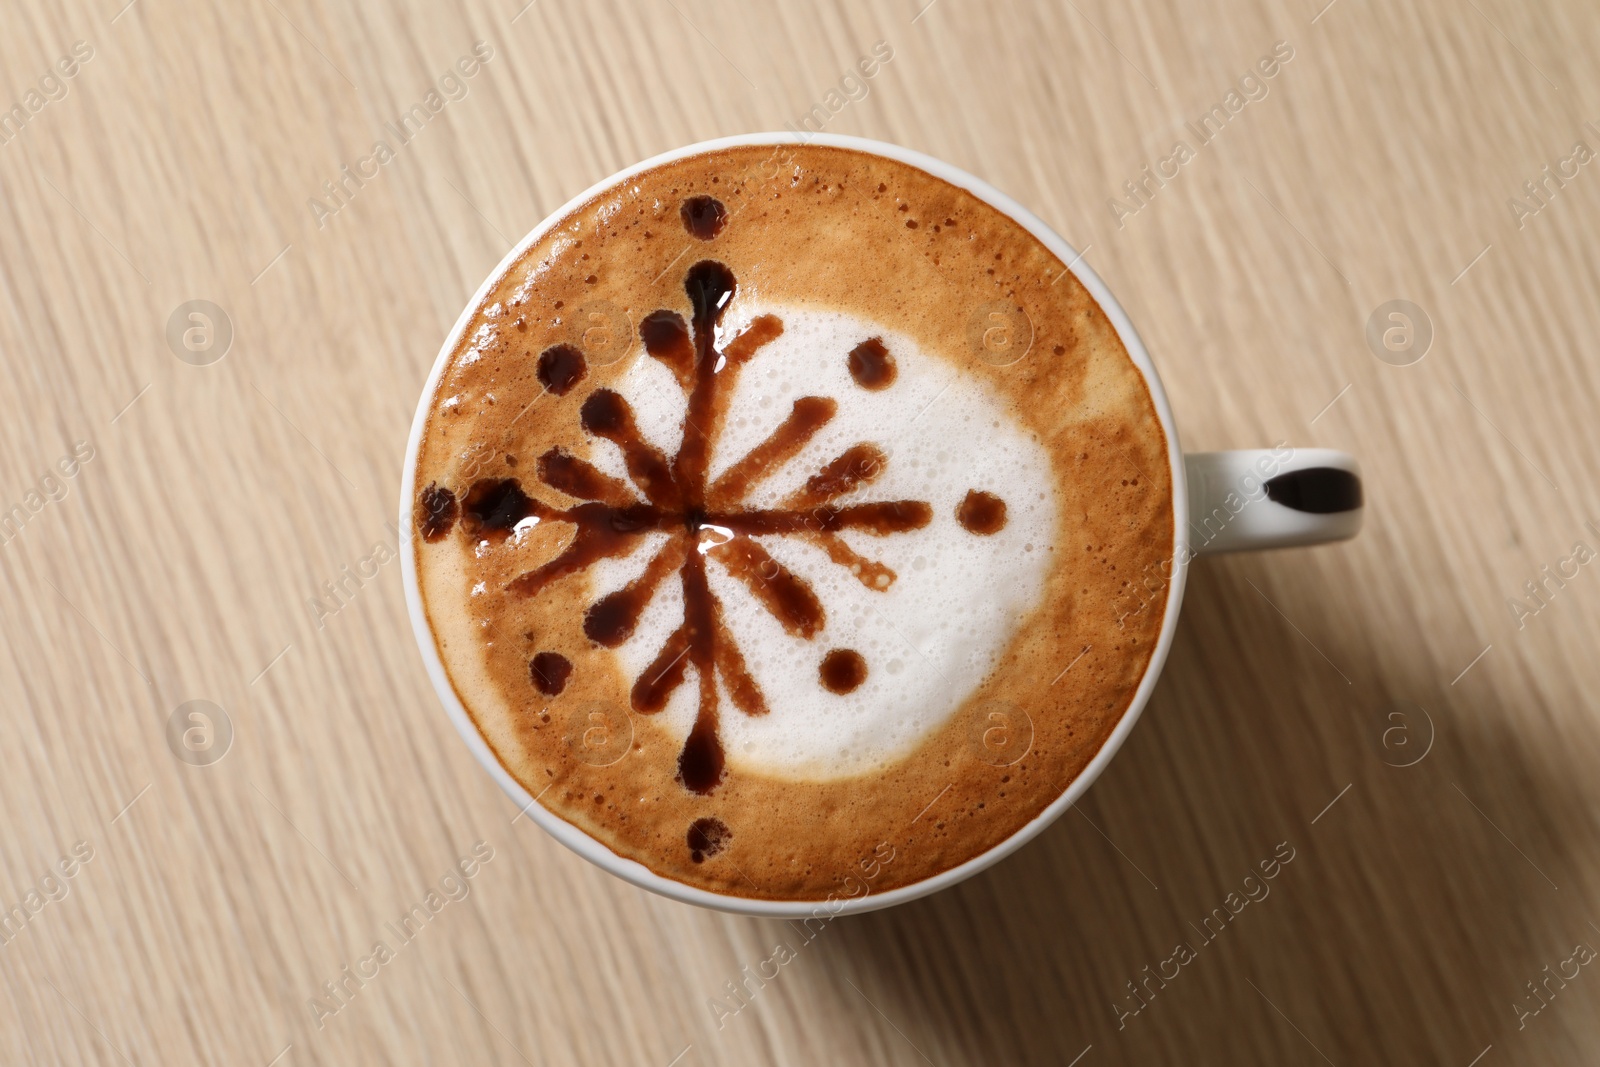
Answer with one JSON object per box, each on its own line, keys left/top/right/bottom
{"left": 2, "top": 0, "right": 1596, "bottom": 1062}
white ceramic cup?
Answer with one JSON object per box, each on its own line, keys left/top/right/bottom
{"left": 400, "top": 133, "right": 1362, "bottom": 918}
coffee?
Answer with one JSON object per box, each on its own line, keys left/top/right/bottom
{"left": 411, "top": 143, "right": 1173, "bottom": 900}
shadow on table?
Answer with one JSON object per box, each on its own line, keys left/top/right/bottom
{"left": 777, "top": 557, "right": 1586, "bottom": 1066}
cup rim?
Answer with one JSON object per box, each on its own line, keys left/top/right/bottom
{"left": 399, "top": 131, "right": 1190, "bottom": 918}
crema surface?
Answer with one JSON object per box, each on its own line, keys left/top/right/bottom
{"left": 412, "top": 144, "right": 1173, "bottom": 900}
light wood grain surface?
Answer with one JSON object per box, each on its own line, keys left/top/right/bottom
{"left": 2, "top": 0, "right": 1599, "bottom": 1063}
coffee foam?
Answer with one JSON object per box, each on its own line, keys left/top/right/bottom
{"left": 581, "top": 304, "right": 1056, "bottom": 778}
{"left": 411, "top": 143, "right": 1174, "bottom": 901}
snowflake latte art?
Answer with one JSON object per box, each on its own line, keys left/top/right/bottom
{"left": 412, "top": 145, "right": 1173, "bottom": 899}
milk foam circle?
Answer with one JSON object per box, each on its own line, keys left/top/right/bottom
{"left": 581, "top": 304, "right": 1057, "bottom": 778}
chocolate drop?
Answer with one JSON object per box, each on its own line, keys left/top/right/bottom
{"left": 530, "top": 652, "right": 572, "bottom": 695}
{"left": 537, "top": 344, "right": 586, "bottom": 395}
{"left": 847, "top": 337, "right": 896, "bottom": 389}
{"left": 819, "top": 649, "right": 867, "bottom": 694}
{"left": 416, "top": 483, "right": 458, "bottom": 542}
{"left": 680, "top": 196, "right": 727, "bottom": 240}
{"left": 956, "top": 489, "right": 1007, "bottom": 535}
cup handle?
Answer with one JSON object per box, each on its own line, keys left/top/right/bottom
{"left": 1184, "top": 448, "right": 1363, "bottom": 555}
